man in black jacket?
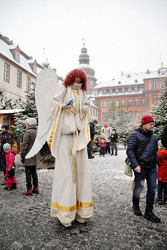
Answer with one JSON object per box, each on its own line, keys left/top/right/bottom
{"left": 127, "top": 115, "right": 160, "bottom": 223}
{"left": 87, "top": 120, "right": 98, "bottom": 159}
{"left": 161, "top": 124, "right": 167, "bottom": 149}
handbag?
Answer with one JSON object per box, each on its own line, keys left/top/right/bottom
{"left": 125, "top": 135, "right": 152, "bottom": 176}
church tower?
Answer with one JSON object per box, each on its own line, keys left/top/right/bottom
{"left": 77, "top": 39, "right": 97, "bottom": 95}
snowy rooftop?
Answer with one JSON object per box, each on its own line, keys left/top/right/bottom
{"left": 0, "top": 34, "right": 43, "bottom": 76}
{"left": 94, "top": 70, "right": 167, "bottom": 88}
{"left": 0, "top": 109, "right": 24, "bottom": 114}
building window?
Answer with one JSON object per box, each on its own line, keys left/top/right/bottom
{"left": 102, "top": 101, "right": 107, "bottom": 108}
{"left": 128, "top": 99, "right": 132, "bottom": 106}
{"left": 121, "top": 100, "right": 126, "bottom": 107}
{"left": 26, "top": 76, "right": 31, "bottom": 92}
{"left": 115, "top": 89, "right": 119, "bottom": 94}
{"left": 162, "top": 79, "right": 166, "bottom": 88}
{"left": 128, "top": 88, "right": 132, "bottom": 93}
{"left": 17, "top": 71, "right": 22, "bottom": 88}
{"left": 122, "top": 88, "right": 125, "bottom": 93}
{"left": 98, "top": 89, "right": 102, "bottom": 95}
{"left": 153, "top": 95, "right": 158, "bottom": 104}
{"left": 109, "top": 89, "right": 112, "bottom": 94}
{"left": 152, "top": 80, "right": 157, "bottom": 90}
{"left": 115, "top": 100, "right": 119, "bottom": 107}
{"left": 112, "top": 89, "right": 115, "bottom": 94}
{"left": 15, "top": 50, "right": 20, "bottom": 63}
{"left": 134, "top": 99, "right": 139, "bottom": 106}
{"left": 134, "top": 87, "right": 138, "bottom": 92}
{"left": 141, "top": 99, "right": 145, "bottom": 106}
{"left": 109, "top": 100, "right": 113, "bottom": 108}
{"left": 103, "top": 89, "right": 106, "bottom": 95}
{"left": 4, "top": 63, "right": 10, "bottom": 83}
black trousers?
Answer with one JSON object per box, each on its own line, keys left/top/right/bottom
{"left": 25, "top": 166, "right": 38, "bottom": 189}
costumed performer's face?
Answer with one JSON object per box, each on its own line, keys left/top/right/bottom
{"left": 75, "top": 76, "right": 81, "bottom": 84}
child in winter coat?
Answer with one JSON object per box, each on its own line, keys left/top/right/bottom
{"left": 3, "top": 143, "right": 17, "bottom": 190}
{"left": 98, "top": 134, "right": 107, "bottom": 157}
{"left": 156, "top": 140, "right": 167, "bottom": 204}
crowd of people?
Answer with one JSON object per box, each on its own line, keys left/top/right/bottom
{"left": 0, "top": 68, "right": 167, "bottom": 228}
{"left": 87, "top": 121, "right": 119, "bottom": 158}
{"left": 0, "top": 119, "right": 39, "bottom": 195}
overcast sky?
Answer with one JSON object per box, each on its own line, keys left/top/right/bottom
{"left": 0, "top": 0, "right": 167, "bottom": 81}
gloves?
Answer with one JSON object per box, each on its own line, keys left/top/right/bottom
{"left": 62, "top": 101, "right": 72, "bottom": 109}
{"left": 82, "top": 105, "right": 89, "bottom": 113}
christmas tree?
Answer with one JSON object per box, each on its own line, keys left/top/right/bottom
{"left": 152, "top": 79, "right": 167, "bottom": 140}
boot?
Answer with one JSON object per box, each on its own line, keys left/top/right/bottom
{"left": 32, "top": 186, "right": 39, "bottom": 194}
{"left": 23, "top": 188, "right": 33, "bottom": 195}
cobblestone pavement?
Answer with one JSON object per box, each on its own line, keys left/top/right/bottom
{"left": 0, "top": 149, "right": 167, "bottom": 250}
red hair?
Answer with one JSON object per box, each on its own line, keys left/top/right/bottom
{"left": 63, "top": 69, "right": 87, "bottom": 92}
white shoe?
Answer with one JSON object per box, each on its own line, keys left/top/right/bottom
{"left": 75, "top": 214, "right": 86, "bottom": 223}
{"left": 62, "top": 222, "right": 72, "bottom": 227}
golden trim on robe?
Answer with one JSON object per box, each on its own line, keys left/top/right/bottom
{"left": 51, "top": 198, "right": 93, "bottom": 212}
{"left": 86, "top": 112, "right": 91, "bottom": 142}
{"left": 49, "top": 103, "right": 61, "bottom": 149}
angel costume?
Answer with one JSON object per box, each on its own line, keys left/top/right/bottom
{"left": 26, "top": 68, "right": 93, "bottom": 227}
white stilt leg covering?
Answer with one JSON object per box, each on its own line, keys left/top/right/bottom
{"left": 50, "top": 134, "right": 93, "bottom": 225}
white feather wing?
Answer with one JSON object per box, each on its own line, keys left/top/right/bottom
{"left": 26, "top": 68, "right": 59, "bottom": 159}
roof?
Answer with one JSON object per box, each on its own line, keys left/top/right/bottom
{"left": 94, "top": 71, "right": 167, "bottom": 89}
{"left": 0, "top": 33, "right": 43, "bottom": 76}
{"left": 0, "top": 109, "right": 24, "bottom": 115}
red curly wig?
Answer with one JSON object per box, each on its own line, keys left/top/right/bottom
{"left": 63, "top": 69, "right": 87, "bottom": 91}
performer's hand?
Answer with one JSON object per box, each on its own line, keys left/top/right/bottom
{"left": 82, "top": 105, "right": 89, "bottom": 113}
{"left": 134, "top": 166, "right": 141, "bottom": 173}
{"left": 62, "top": 101, "right": 71, "bottom": 109}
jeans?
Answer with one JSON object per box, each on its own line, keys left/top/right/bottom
{"left": 158, "top": 180, "right": 167, "bottom": 202}
{"left": 25, "top": 166, "right": 38, "bottom": 189}
{"left": 100, "top": 147, "right": 106, "bottom": 156}
{"left": 133, "top": 167, "right": 157, "bottom": 214}
{"left": 111, "top": 142, "right": 117, "bottom": 155}
{"left": 87, "top": 141, "right": 92, "bottom": 158}
{"left": 105, "top": 142, "right": 110, "bottom": 154}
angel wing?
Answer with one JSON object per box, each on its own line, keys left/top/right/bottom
{"left": 26, "top": 68, "right": 59, "bottom": 159}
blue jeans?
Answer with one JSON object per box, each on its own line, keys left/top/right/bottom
{"left": 133, "top": 167, "right": 157, "bottom": 214}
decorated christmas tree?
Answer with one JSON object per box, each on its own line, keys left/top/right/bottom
{"left": 152, "top": 79, "right": 167, "bottom": 140}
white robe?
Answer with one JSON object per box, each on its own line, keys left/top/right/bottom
{"left": 49, "top": 85, "right": 93, "bottom": 225}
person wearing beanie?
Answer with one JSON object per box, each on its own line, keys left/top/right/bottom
{"left": 127, "top": 115, "right": 161, "bottom": 223}
{"left": 109, "top": 128, "right": 118, "bottom": 156}
{"left": 87, "top": 119, "right": 98, "bottom": 159}
{"left": 0, "top": 125, "right": 13, "bottom": 185}
{"left": 20, "top": 118, "right": 39, "bottom": 196}
{"left": 3, "top": 143, "right": 17, "bottom": 190}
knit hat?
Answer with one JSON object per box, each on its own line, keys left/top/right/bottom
{"left": 26, "top": 118, "right": 37, "bottom": 126}
{"left": 112, "top": 128, "right": 116, "bottom": 131}
{"left": 141, "top": 115, "right": 154, "bottom": 125}
{"left": 93, "top": 119, "right": 98, "bottom": 124}
{"left": 3, "top": 143, "right": 11, "bottom": 151}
